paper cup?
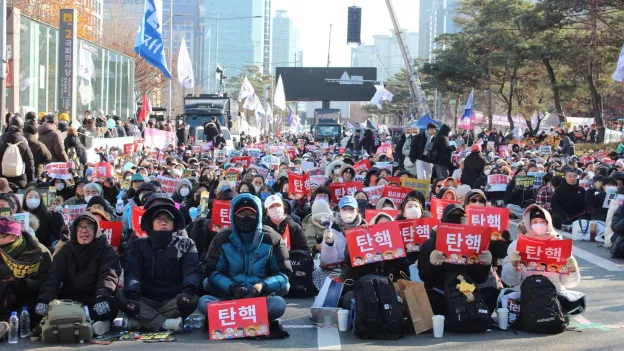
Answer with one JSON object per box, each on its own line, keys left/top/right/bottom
{"left": 432, "top": 315, "right": 445, "bottom": 338}
{"left": 497, "top": 308, "right": 509, "bottom": 330}
{"left": 337, "top": 309, "right": 350, "bottom": 332}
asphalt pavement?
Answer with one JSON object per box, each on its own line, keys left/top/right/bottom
{"left": 7, "top": 220, "right": 624, "bottom": 350}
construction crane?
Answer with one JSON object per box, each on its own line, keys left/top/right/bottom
{"left": 384, "top": 0, "right": 430, "bottom": 119}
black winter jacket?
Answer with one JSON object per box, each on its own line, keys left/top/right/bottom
{"left": 551, "top": 182, "right": 587, "bottom": 221}
{"left": 461, "top": 151, "right": 486, "bottom": 188}
{"left": 0, "top": 126, "right": 35, "bottom": 187}
{"left": 39, "top": 213, "right": 121, "bottom": 304}
{"left": 24, "top": 132, "right": 52, "bottom": 178}
{"left": 409, "top": 132, "right": 428, "bottom": 163}
{"left": 431, "top": 124, "right": 456, "bottom": 168}
{"left": 585, "top": 187, "right": 608, "bottom": 222}
{"left": 263, "top": 215, "right": 309, "bottom": 253}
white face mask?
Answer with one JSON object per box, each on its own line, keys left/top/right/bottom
{"left": 254, "top": 185, "right": 262, "bottom": 193}
{"left": 55, "top": 183, "right": 65, "bottom": 191}
{"left": 26, "top": 198, "right": 41, "bottom": 210}
{"left": 405, "top": 206, "right": 422, "bottom": 219}
{"left": 531, "top": 223, "right": 549, "bottom": 235}
{"left": 340, "top": 210, "right": 356, "bottom": 224}
{"left": 382, "top": 206, "right": 394, "bottom": 210}
{"left": 268, "top": 207, "right": 285, "bottom": 223}
{"left": 180, "top": 187, "right": 190, "bottom": 197}
{"left": 484, "top": 170, "right": 491, "bottom": 175}
{"left": 84, "top": 195, "right": 93, "bottom": 204}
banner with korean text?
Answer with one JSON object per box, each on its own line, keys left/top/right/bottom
{"left": 435, "top": 223, "right": 491, "bottom": 264}
{"left": 515, "top": 234, "right": 573, "bottom": 275}
{"left": 345, "top": 222, "right": 406, "bottom": 266}
{"left": 210, "top": 200, "right": 232, "bottom": 232}
{"left": 398, "top": 218, "right": 437, "bottom": 253}
{"left": 288, "top": 172, "right": 311, "bottom": 198}
{"left": 329, "top": 182, "right": 363, "bottom": 203}
{"left": 208, "top": 297, "right": 269, "bottom": 340}
{"left": 466, "top": 206, "right": 510, "bottom": 240}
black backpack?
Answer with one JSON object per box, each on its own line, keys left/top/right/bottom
{"left": 520, "top": 275, "right": 567, "bottom": 334}
{"left": 353, "top": 274, "right": 403, "bottom": 340}
{"left": 443, "top": 273, "right": 491, "bottom": 333}
{"left": 285, "top": 250, "right": 317, "bottom": 298}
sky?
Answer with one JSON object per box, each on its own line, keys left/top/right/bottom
{"left": 271, "top": 0, "right": 420, "bottom": 67}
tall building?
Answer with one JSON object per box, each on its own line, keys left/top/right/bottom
{"left": 203, "top": 0, "right": 271, "bottom": 93}
{"left": 418, "top": 0, "right": 459, "bottom": 61}
{"left": 272, "top": 10, "right": 299, "bottom": 73}
{"left": 351, "top": 31, "right": 418, "bottom": 82}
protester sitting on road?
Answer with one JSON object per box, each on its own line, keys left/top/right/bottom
{"left": 302, "top": 198, "right": 334, "bottom": 255}
{"left": 37, "top": 212, "right": 121, "bottom": 336}
{"left": 263, "top": 195, "right": 309, "bottom": 253}
{"left": 502, "top": 204, "right": 580, "bottom": 290}
{"left": 198, "top": 194, "right": 291, "bottom": 337}
{"left": 551, "top": 169, "right": 588, "bottom": 230}
{"left": 63, "top": 178, "right": 89, "bottom": 206}
{"left": 22, "top": 188, "right": 64, "bottom": 251}
{"left": 117, "top": 203, "right": 202, "bottom": 332}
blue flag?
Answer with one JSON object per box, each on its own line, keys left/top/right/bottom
{"left": 461, "top": 89, "right": 474, "bottom": 120}
{"left": 134, "top": 0, "right": 171, "bottom": 79}
{"left": 287, "top": 108, "right": 294, "bottom": 126}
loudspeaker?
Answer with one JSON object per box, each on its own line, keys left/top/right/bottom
{"left": 347, "top": 6, "right": 361, "bottom": 44}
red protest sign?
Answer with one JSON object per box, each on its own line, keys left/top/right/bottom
{"left": 365, "top": 209, "right": 400, "bottom": 223}
{"left": 131, "top": 207, "right": 147, "bottom": 238}
{"left": 499, "top": 145, "right": 509, "bottom": 158}
{"left": 100, "top": 221, "right": 122, "bottom": 252}
{"left": 375, "top": 144, "right": 393, "bottom": 157}
{"left": 429, "top": 197, "right": 461, "bottom": 222}
{"left": 466, "top": 206, "right": 510, "bottom": 240}
{"left": 208, "top": 297, "right": 269, "bottom": 340}
{"left": 231, "top": 156, "right": 252, "bottom": 167}
{"left": 435, "top": 223, "right": 492, "bottom": 264}
{"left": 210, "top": 200, "right": 232, "bottom": 232}
{"left": 362, "top": 185, "right": 385, "bottom": 206}
{"left": 487, "top": 174, "right": 510, "bottom": 192}
{"left": 398, "top": 218, "right": 438, "bottom": 253}
{"left": 93, "top": 162, "right": 112, "bottom": 179}
{"left": 383, "top": 185, "right": 413, "bottom": 206}
{"left": 346, "top": 221, "right": 406, "bottom": 266}
{"left": 225, "top": 169, "right": 241, "bottom": 183}
{"left": 288, "top": 172, "right": 311, "bottom": 199}
{"left": 386, "top": 176, "right": 401, "bottom": 185}
{"left": 329, "top": 182, "right": 363, "bottom": 203}
{"left": 157, "top": 176, "right": 178, "bottom": 194}
{"left": 45, "top": 162, "right": 73, "bottom": 180}
{"left": 353, "top": 160, "right": 371, "bottom": 173}
{"left": 286, "top": 147, "right": 297, "bottom": 161}
{"left": 515, "top": 235, "right": 573, "bottom": 274}
{"left": 123, "top": 143, "right": 136, "bottom": 155}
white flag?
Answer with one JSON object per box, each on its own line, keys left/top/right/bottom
{"left": 267, "top": 105, "right": 274, "bottom": 123}
{"left": 177, "top": 38, "right": 194, "bottom": 89}
{"left": 255, "top": 97, "right": 266, "bottom": 115}
{"left": 274, "top": 75, "right": 286, "bottom": 110}
{"left": 206, "top": 27, "right": 211, "bottom": 39}
{"left": 243, "top": 93, "right": 257, "bottom": 110}
{"left": 370, "top": 82, "right": 393, "bottom": 110}
{"left": 238, "top": 76, "right": 255, "bottom": 101}
{"left": 613, "top": 42, "right": 624, "bottom": 82}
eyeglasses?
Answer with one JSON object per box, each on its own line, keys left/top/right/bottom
{"left": 77, "top": 224, "right": 95, "bottom": 232}
{"left": 470, "top": 198, "right": 487, "bottom": 204}
{"left": 153, "top": 216, "right": 174, "bottom": 224}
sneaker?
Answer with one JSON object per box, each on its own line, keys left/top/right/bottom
{"left": 122, "top": 317, "right": 140, "bottom": 330}
{"left": 92, "top": 321, "right": 111, "bottom": 336}
{"left": 0, "top": 321, "right": 8, "bottom": 340}
{"left": 162, "top": 317, "right": 183, "bottom": 332}
{"left": 267, "top": 320, "right": 289, "bottom": 339}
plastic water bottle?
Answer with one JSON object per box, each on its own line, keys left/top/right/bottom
{"left": 183, "top": 317, "right": 193, "bottom": 332}
{"left": 192, "top": 315, "right": 205, "bottom": 329}
{"left": 19, "top": 306, "right": 30, "bottom": 338}
{"left": 8, "top": 311, "right": 19, "bottom": 344}
{"left": 116, "top": 199, "right": 124, "bottom": 216}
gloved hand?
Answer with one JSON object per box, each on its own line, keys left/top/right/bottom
{"left": 323, "top": 229, "right": 334, "bottom": 245}
{"left": 125, "top": 298, "right": 141, "bottom": 317}
{"left": 478, "top": 250, "right": 493, "bottom": 265}
{"left": 35, "top": 302, "right": 49, "bottom": 317}
{"left": 430, "top": 250, "right": 445, "bottom": 266}
{"left": 230, "top": 284, "right": 249, "bottom": 299}
{"left": 566, "top": 256, "right": 579, "bottom": 273}
{"left": 176, "top": 288, "right": 196, "bottom": 316}
{"left": 93, "top": 296, "right": 113, "bottom": 320}
{"left": 510, "top": 251, "right": 522, "bottom": 265}
{"left": 244, "top": 287, "right": 261, "bottom": 299}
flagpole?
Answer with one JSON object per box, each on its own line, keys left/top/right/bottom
{"left": 215, "top": 12, "right": 219, "bottom": 94}
{"left": 207, "top": 26, "right": 211, "bottom": 94}
{"left": 168, "top": 0, "right": 173, "bottom": 121}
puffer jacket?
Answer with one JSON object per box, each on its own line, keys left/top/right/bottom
{"left": 24, "top": 131, "right": 52, "bottom": 178}
{"left": 302, "top": 213, "right": 325, "bottom": 254}
{"left": 0, "top": 125, "right": 35, "bottom": 187}
{"left": 38, "top": 123, "right": 69, "bottom": 162}
{"left": 39, "top": 212, "right": 121, "bottom": 305}
{"left": 431, "top": 124, "right": 456, "bottom": 168}
{"left": 124, "top": 205, "right": 202, "bottom": 302}
{"left": 204, "top": 194, "right": 292, "bottom": 298}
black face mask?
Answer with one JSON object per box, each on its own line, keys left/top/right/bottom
{"left": 149, "top": 230, "right": 174, "bottom": 249}
{"left": 234, "top": 216, "right": 257, "bottom": 234}
{"left": 445, "top": 214, "right": 467, "bottom": 225}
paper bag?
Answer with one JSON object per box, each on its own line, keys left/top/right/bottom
{"left": 395, "top": 279, "right": 433, "bottom": 334}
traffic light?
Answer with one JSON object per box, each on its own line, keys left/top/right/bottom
{"left": 347, "top": 6, "right": 361, "bottom": 45}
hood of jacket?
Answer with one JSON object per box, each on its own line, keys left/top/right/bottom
{"left": 69, "top": 212, "right": 103, "bottom": 243}
{"left": 325, "top": 160, "right": 345, "bottom": 178}
{"left": 463, "top": 189, "right": 486, "bottom": 207}
{"left": 29, "top": 213, "right": 39, "bottom": 231}
{"left": 375, "top": 197, "right": 397, "bottom": 209}
{"left": 176, "top": 178, "right": 192, "bottom": 195}
{"left": 140, "top": 203, "right": 186, "bottom": 233}
{"left": 438, "top": 124, "right": 451, "bottom": 137}
{"left": 522, "top": 204, "right": 559, "bottom": 240}
{"left": 338, "top": 164, "right": 356, "bottom": 178}
{"left": 437, "top": 187, "right": 457, "bottom": 201}
{"left": 38, "top": 123, "right": 57, "bottom": 136}
{"left": 230, "top": 193, "right": 263, "bottom": 237}
{"left": 370, "top": 212, "right": 394, "bottom": 224}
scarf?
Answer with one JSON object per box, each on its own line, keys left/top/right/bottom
{"left": 0, "top": 237, "right": 42, "bottom": 279}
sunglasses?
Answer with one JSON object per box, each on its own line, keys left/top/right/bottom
{"left": 470, "top": 198, "right": 487, "bottom": 204}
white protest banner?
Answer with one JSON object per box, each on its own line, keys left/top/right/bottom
{"left": 45, "top": 162, "right": 73, "bottom": 179}
{"left": 603, "top": 186, "right": 618, "bottom": 208}
{"left": 301, "top": 161, "right": 315, "bottom": 172}
{"left": 486, "top": 174, "right": 510, "bottom": 192}
{"left": 376, "top": 162, "right": 393, "bottom": 173}
{"left": 12, "top": 213, "right": 29, "bottom": 231}
{"left": 310, "top": 175, "right": 326, "bottom": 187}
{"left": 214, "top": 150, "right": 227, "bottom": 163}
{"left": 363, "top": 185, "right": 385, "bottom": 206}
{"left": 157, "top": 176, "right": 178, "bottom": 194}
{"left": 144, "top": 128, "right": 177, "bottom": 149}
{"left": 539, "top": 145, "right": 552, "bottom": 155}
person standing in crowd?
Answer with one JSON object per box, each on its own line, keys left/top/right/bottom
{"left": 117, "top": 203, "right": 202, "bottom": 332}
{"left": 198, "top": 194, "right": 291, "bottom": 336}
{"left": 0, "top": 115, "right": 35, "bottom": 188}
{"left": 431, "top": 124, "right": 456, "bottom": 179}
{"left": 461, "top": 143, "right": 486, "bottom": 188}
{"left": 36, "top": 212, "right": 121, "bottom": 336}
{"left": 409, "top": 123, "right": 438, "bottom": 180}
{"left": 38, "top": 114, "right": 69, "bottom": 162}
{"left": 23, "top": 119, "right": 52, "bottom": 180}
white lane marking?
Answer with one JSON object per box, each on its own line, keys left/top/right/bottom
{"left": 317, "top": 325, "right": 342, "bottom": 350}
{"left": 559, "top": 232, "right": 624, "bottom": 272}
